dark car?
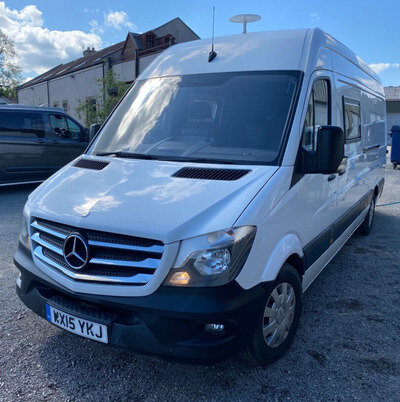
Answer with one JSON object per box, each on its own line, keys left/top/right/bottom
{"left": 0, "top": 105, "right": 89, "bottom": 186}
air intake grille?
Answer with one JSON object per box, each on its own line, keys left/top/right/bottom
{"left": 74, "top": 158, "right": 109, "bottom": 170}
{"left": 172, "top": 167, "right": 251, "bottom": 181}
{"left": 30, "top": 218, "right": 164, "bottom": 285}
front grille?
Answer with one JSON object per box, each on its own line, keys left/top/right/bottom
{"left": 30, "top": 218, "right": 164, "bottom": 285}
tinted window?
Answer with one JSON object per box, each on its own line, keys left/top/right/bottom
{"left": 90, "top": 72, "right": 301, "bottom": 165}
{"left": 302, "top": 79, "right": 330, "bottom": 151}
{"left": 49, "top": 114, "right": 82, "bottom": 141}
{"left": 343, "top": 98, "right": 361, "bottom": 141}
{"left": 67, "top": 118, "right": 83, "bottom": 140}
{"left": 0, "top": 111, "right": 44, "bottom": 138}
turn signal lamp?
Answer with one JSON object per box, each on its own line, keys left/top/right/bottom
{"left": 169, "top": 271, "right": 191, "bottom": 285}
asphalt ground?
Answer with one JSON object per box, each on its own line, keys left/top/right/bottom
{"left": 0, "top": 164, "right": 399, "bottom": 401}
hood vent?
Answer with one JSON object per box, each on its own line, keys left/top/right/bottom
{"left": 74, "top": 158, "right": 109, "bottom": 171}
{"left": 172, "top": 167, "right": 251, "bottom": 181}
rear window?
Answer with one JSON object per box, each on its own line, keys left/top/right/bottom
{"left": 0, "top": 111, "right": 44, "bottom": 138}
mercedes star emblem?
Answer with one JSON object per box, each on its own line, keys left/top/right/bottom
{"left": 63, "top": 233, "right": 89, "bottom": 270}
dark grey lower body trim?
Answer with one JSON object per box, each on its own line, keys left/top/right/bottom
{"left": 304, "top": 190, "right": 373, "bottom": 269}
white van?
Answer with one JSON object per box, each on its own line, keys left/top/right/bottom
{"left": 15, "top": 29, "right": 386, "bottom": 364}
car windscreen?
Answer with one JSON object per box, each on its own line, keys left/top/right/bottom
{"left": 89, "top": 71, "right": 301, "bottom": 165}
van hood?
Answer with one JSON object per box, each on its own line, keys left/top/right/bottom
{"left": 28, "top": 157, "right": 278, "bottom": 243}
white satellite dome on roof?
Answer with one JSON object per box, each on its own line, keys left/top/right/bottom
{"left": 229, "top": 14, "right": 261, "bottom": 33}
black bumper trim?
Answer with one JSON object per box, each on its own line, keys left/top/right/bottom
{"left": 14, "top": 244, "right": 270, "bottom": 363}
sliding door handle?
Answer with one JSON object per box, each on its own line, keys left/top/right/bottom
{"left": 327, "top": 174, "right": 336, "bottom": 181}
{"left": 363, "top": 144, "right": 380, "bottom": 153}
{"left": 37, "top": 139, "right": 45, "bottom": 144}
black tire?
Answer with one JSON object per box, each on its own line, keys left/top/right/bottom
{"left": 357, "top": 195, "right": 376, "bottom": 236}
{"left": 243, "top": 263, "right": 302, "bottom": 366}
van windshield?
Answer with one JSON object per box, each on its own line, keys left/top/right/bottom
{"left": 90, "top": 72, "right": 300, "bottom": 165}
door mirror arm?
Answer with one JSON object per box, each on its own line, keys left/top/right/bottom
{"left": 89, "top": 124, "right": 101, "bottom": 141}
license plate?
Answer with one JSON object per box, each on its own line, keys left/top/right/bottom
{"left": 45, "top": 305, "right": 108, "bottom": 343}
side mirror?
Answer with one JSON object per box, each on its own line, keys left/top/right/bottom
{"left": 300, "top": 125, "right": 345, "bottom": 174}
{"left": 89, "top": 124, "right": 101, "bottom": 141}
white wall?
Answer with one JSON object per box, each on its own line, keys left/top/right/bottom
{"left": 18, "top": 65, "right": 104, "bottom": 125}
{"left": 18, "top": 82, "right": 48, "bottom": 107}
{"left": 48, "top": 65, "right": 104, "bottom": 122}
{"left": 112, "top": 60, "right": 135, "bottom": 82}
{"left": 17, "top": 51, "right": 169, "bottom": 126}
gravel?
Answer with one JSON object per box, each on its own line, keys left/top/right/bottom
{"left": 1, "top": 165, "right": 399, "bottom": 401}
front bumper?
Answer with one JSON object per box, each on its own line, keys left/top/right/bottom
{"left": 14, "top": 243, "right": 270, "bottom": 363}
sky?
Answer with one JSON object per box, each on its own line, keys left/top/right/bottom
{"left": 1, "top": 0, "right": 400, "bottom": 86}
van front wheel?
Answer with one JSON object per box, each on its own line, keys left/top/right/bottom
{"left": 243, "top": 264, "right": 302, "bottom": 365}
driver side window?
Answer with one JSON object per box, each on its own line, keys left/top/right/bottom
{"left": 49, "top": 114, "right": 69, "bottom": 138}
{"left": 67, "top": 118, "right": 83, "bottom": 141}
{"left": 49, "top": 114, "right": 83, "bottom": 141}
{"left": 302, "top": 79, "right": 330, "bottom": 151}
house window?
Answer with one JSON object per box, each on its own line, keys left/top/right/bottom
{"left": 343, "top": 98, "right": 361, "bottom": 142}
{"left": 146, "top": 35, "right": 154, "bottom": 48}
{"left": 302, "top": 79, "right": 330, "bottom": 151}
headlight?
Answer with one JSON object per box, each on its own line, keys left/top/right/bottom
{"left": 19, "top": 203, "right": 31, "bottom": 249}
{"left": 163, "top": 226, "right": 256, "bottom": 287}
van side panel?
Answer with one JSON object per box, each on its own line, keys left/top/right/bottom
{"left": 331, "top": 50, "right": 386, "bottom": 219}
{"left": 236, "top": 49, "right": 386, "bottom": 291}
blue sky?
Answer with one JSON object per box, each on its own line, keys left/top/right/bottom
{"left": 2, "top": 0, "right": 400, "bottom": 86}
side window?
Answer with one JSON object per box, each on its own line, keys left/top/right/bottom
{"left": 49, "top": 114, "right": 69, "bottom": 138}
{"left": 67, "top": 118, "right": 83, "bottom": 141}
{"left": 302, "top": 79, "right": 330, "bottom": 150}
{"left": 0, "top": 112, "right": 44, "bottom": 138}
{"left": 343, "top": 98, "right": 361, "bottom": 141}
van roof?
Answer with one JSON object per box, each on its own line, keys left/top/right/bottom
{"left": 0, "top": 104, "right": 65, "bottom": 113}
{"left": 139, "top": 28, "right": 381, "bottom": 85}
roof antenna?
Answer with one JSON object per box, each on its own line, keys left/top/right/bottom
{"left": 229, "top": 14, "right": 261, "bottom": 34}
{"left": 208, "top": 6, "right": 217, "bottom": 62}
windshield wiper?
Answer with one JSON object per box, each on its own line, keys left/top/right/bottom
{"left": 96, "top": 151, "right": 159, "bottom": 160}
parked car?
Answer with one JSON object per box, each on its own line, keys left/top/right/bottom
{"left": 0, "top": 105, "right": 88, "bottom": 186}
{"left": 14, "top": 29, "right": 386, "bottom": 365}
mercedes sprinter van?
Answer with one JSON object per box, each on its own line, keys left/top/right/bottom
{"left": 14, "top": 29, "right": 386, "bottom": 364}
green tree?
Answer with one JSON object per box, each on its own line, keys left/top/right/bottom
{"left": 76, "top": 69, "right": 130, "bottom": 127}
{"left": 0, "top": 29, "right": 22, "bottom": 99}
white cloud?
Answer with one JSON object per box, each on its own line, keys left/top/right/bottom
{"left": 369, "top": 62, "right": 400, "bottom": 74}
{"left": 0, "top": 2, "right": 102, "bottom": 75}
{"left": 104, "top": 11, "right": 136, "bottom": 30}
{"left": 369, "top": 63, "right": 400, "bottom": 74}
{"left": 309, "top": 12, "right": 320, "bottom": 20}
{"left": 89, "top": 19, "right": 104, "bottom": 35}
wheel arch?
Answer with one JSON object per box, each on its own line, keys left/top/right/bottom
{"left": 259, "top": 233, "right": 305, "bottom": 283}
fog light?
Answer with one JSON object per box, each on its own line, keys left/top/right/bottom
{"left": 169, "top": 271, "right": 190, "bottom": 285}
{"left": 204, "top": 323, "right": 225, "bottom": 334}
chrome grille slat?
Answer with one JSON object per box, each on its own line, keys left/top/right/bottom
{"left": 34, "top": 246, "right": 152, "bottom": 284}
{"left": 88, "top": 240, "right": 164, "bottom": 254}
{"left": 31, "top": 220, "right": 67, "bottom": 240}
{"left": 30, "top": 218, "right": 164, "bottom": 285}
{"left": 31, "top": 232, "right": 63, "bottom": 256}
{"left": 89, "top": 257, "right": 159, "bottom": 269}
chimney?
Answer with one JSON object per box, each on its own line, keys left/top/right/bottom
{"left": 83, "top": 46, "right": 96, "bottom": 57}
